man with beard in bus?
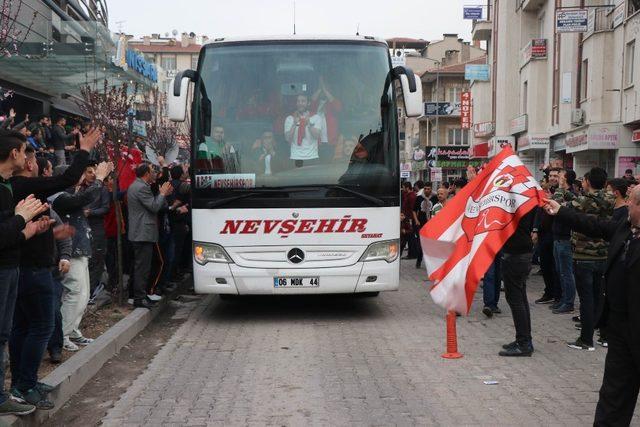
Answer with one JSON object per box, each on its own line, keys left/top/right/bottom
{"left": 284, "top": 94, "right": 322, "bottom": 168}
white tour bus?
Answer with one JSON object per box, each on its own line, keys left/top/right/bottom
{"left": 169, "top": 35, "right": 422, "bottom": 296}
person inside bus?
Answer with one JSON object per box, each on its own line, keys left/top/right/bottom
{"left": 284, "top": 94, "right": 321, "bottom": 168}
{"left": 251, "top": 131, "right": 282, "bottom": 176}
{"left": 310, "top": 76, "right": 342, "bottom": 163}
{"left": 195, "top": 126, "right": 240, "bottom": 173}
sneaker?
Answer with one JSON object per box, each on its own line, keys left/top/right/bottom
{"left": 70, "top": 336, "right": 93, "bottom": 346}
{"left": 502, "top": 341, "right": 518, "bottom": 350}
{"left": 491, "top": 306, "right": 502, "bottom": 314}
{"left": 572, "top": 315, "right": 581, "bottom": 323}
{"left": 482, "top": 306, "right": 493, "bottom": 318}
{"left": 552, "top": 305, "right": 575, "bottom": 314}
{"left": 567, "top": 338, "right": 595, "bottom": 351}
{"left": 147, "top": 294, "right": 162, "bottom": 302}
{"left": 63, "top": 337, "right": 79, "bottom": 352}
{"left": 549, "top": 301, "right": 563, "bottom": 310}
{"left": 49, "top": 350, "right": 62, "bottom": 364}
{"left": 11, "top": 388, "right": 54, "bottom": 410}
{"left": 499, "top": 343, "right": 534, "bottom": 357}
{"left": 597, "top": 337, "right": 608, "bottom": 348}
{"left": 575, "top": 323, "right": 582, "bottom": 330}
{"left": 35, "top": 382, "right": 54, "bottom": 395}
{"left": 0, "top": 398, "right": 36, "bottom": 416}
{"left": 535, "top": 295, "right": 554, "bottom": 304}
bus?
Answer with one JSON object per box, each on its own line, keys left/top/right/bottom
{"left": 168, "top": 35, "right": 423, "bottom": 296}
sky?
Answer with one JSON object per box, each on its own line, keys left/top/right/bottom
{"left": 107, "top": 0, "right": 474, "bottom": 42}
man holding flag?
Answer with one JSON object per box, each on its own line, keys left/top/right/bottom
{"left": 420, "top": 146, "right": 545, "bottom": 356}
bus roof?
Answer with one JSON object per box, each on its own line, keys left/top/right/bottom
{"left": 204, "top": 35, "right": 388, "bottom": 46}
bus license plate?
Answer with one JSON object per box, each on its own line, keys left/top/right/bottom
{"left": 273, "top": 277, "right": 319, "bottom": 288}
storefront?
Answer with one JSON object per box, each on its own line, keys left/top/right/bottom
{"left": 550, "top": 134, "right": 573, "bottom": 169}
{"left": 565, "top": 124, "right": 621, "bottom": 177}
{"left": 471, "top": 121, "right": 494, "bottom": 159}
{"left": 516, "top": 134, "right": 549, "bottom": 180}
{"left": 425, "top": 146, "right": 483, "bottom": 182}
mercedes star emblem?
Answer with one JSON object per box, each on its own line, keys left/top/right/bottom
{"left": 287, "top": 248, "right": 305, "bottom": 264}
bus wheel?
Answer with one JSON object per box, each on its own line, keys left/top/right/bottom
{"left": 361, "top": 292, "right": 380, "bottom": 297}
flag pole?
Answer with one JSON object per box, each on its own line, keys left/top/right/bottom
{"left": 441, "top": 311, "right": 463, "bottom": 359}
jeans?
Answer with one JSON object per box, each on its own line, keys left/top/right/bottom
{"left": 54, "top": 149, "right": 66, "bottom": 166}
{"left": 540, "top": 235, "right": 561, "bottom": 300}
{"left": 574, "top": 259, "right": 606, "bottom": 346}
{"left": 9, "top": 268, "right": 56, "bottom": 391}
{"left": 0, "top": 267, "right": 19, "bottom": 404}
{"left": 502, "top": 253, "right": 533, "bottom": 346}
{"left": 132, "top": 242, "right": 154, "bottom": 301}
{"left": 170, "top": 223, "right": 188, "bottom": 279}
{"left": 88, "top": 218, "right": 107, "bottom": 294}
{"left": 482, "top": 254, "right": 502, "bottom": 309}
{"left": 61, "top": 256, "right": 90, "bottom": 339}
{"left": 554, "top": 240, "right": 576, "bottom": 308}
{"left": 48, "top": 278, "right": 64, "bottom": 354}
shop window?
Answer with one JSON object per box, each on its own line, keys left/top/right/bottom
{"left": 626, "top": 41, "right": 635, "bottom": 87}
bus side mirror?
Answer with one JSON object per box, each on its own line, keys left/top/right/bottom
{"left": 399, "top": 72, "right": 423, "bottom": 118}
{"left": 169, "top": 70, "right": 197, "bottom": 122}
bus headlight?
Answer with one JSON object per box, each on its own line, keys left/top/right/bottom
{"left": 193, "top": 242, "right": 233, "bottom": 265}
{"left": 359, "top": 240, "right": 399, "bottom": 263}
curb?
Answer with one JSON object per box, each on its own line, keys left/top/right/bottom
{"left": 3, "top": 297, "right": 172, "bottom": 427}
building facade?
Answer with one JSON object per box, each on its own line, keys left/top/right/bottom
{"left": 472, "top": 0, "right": 640, "bottom": 179}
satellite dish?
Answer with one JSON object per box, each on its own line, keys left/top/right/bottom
{"left": 172, "top": 29, "right": 178, "bottom": 36}
{"left": 164, "top": 32, "right": 169, "bottom": 37}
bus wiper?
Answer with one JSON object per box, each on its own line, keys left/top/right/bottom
{"left": 326, "top": 185, "right": 385, "bottom": 207}
{"left": 206, "top": 189, "right": 308, "bottom": 208}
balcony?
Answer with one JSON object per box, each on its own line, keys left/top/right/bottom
{"left": 520, "top": 0, "right": 546, "bottom": 12}
{"left": 472, "top": 20, "right": 492, "bottom": 41}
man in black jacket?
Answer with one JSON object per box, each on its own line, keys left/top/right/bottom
{"left": 498, "top": 208, "right": 536, "bottom": 357}
{"left": 51, "top": 117, "right": 78, "bottom": 167}
{"left": 0, "top": 130, "right": 52, "bottom": 416}
{"left": 545, "top": 187, "right": 640, "bottom": 425}
{"left": 7, "top": 129, "right": 99, "bottom": 410}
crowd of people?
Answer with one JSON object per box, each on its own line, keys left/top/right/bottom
{"left": 401, "top": 161, "right": 640, "bottom": 425}
{"left": 0, "top": 110, "right": 193, "bottom": 415}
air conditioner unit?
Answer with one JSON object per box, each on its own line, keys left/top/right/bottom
{"left": 571, "top": 109, "right": 584, "bottom": 126}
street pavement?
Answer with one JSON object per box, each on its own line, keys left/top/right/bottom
{"left": 101, "top": 260, "right": 639, "bottom": 426}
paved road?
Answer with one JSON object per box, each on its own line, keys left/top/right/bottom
{"left": 102, "top": 261, "right": 639, "bottom": 426}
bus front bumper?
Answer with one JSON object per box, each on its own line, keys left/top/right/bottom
{"left": 192, "top": 260, "right": 399, "bottom": 295}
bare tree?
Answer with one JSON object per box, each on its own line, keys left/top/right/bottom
{"left": 76, "top": 80, "right": 139, "bottom": 306}
{"left": 141, "top": 87, "right": 179, "bottom": 162}
{"left": 0, "top": 0, "right": 37, "bottom": 58}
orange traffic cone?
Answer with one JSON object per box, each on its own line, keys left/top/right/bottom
{"left": 441, "top": 310, "right": 463, "bottom": 359}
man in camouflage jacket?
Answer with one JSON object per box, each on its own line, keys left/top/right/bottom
{"left": 564, "top": 168, "right": 614, "bottom": 351}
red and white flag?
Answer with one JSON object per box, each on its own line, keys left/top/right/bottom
{"left": 420, "top": 146, "right": 545, "bottom": 314}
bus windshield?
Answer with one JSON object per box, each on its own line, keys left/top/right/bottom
{"left": 192, "top": 41, "right": 398, "bottom": 201}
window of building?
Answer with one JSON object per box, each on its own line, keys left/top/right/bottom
{"left": 581, "top": 59, "right": 589, "bottom": 100}
{"left": 191, "top": 54, "right": 199, "bottom": 70}
{"left": 161, "top": 55, "right": 177, "bottom": 71}
{"left": 523, "top": 81, "right": 528, "bottom": 114}
{"left": 629, "top": 0, "right": 640, "bottom": 16}
{"left": 447, "top": 128, "right": 469, "bottom": 146}
{"left": 626, "top": 41, "right": 635, "bottom": 87}
{"left": 538, "top": 12, "right": 545, "bottom": 38}
{"left": 447, "top": 87, "right": 461, "bottom": 103}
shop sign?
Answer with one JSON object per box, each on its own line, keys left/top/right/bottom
{"left": 400, "top": 171, "right": 411, "bottom": 179}
{"left": 400, "top": 162, "right": 412, "bottom": 172}
{"left": 566, "top": 125, "right": 620, "bottom": 153}
{"left": 465, "top": 64, "right": 490, "bottom": 81}
{"left": 413, "top": 148, "right": 426, "bottom": 161}
{"left": 463, "top": 7, "right": 483, "bottom": 20}
{"left": 510, "top": 114, "right": 528, "bottom": 134}
{"left": 473, "top": 121, "right": 495, "bottom": 138}
{"left": 424, "top": 102, "right": 461, "bottom": 117}
{"left": 632, "top": 129, "right": 640, "bottom": 143}
{"left": 488, "top": 136, "right": 515, "bottom": 157}
{"left": 472, "top": 140, "right": 489, "bottom": 158}
{"left": 428, "top": 159, "right": 483, "bottom": 168}
{"left": 618, "top": 157, "right": 640, "bottom": 174}
{"left": 461, "top": 92, "right": 472, "bottom": 130}
{"left": 125, "top": 49, "right": 158, "bottom": 82}
{"left": 517, "top": 135, "right": 550, "bottom": 152}
{"left": 613, "top": 3, "right": 625, "bottom": 28}
{"left": 556, "top": 9, "right": 589, "bottom": 33}
{"left": 426, "top": 147, "right": 471, "bottom": 160}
